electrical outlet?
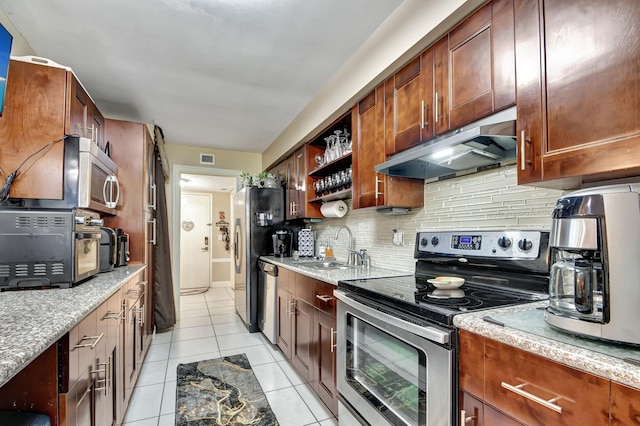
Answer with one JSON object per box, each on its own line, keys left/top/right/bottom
{"left": 393, "top": 229, "right": 404, "bottom": 246}
{"left": 218, "top": 235, "right": 223, "bottom": 241}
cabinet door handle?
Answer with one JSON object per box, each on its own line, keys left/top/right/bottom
{"left": 519, "top": 130, "right": 532, "bottom": 171}
{"left": 421, "top": 100, "right": 425, "bottom": 129}
{"left": 315, "top": 294, "right": 333, "bottom": 302}
{"left": 288, "top": 299, "right": 297, "bottom": 317}
{"left": 423, "top": 102, "right": 430, "bottom": 128}
{"left": 148, "top": 218, "right": 157, "bottom": 245}
{"left": 434, "top": 91, "right": 439, "bottom": 123}
{"left": 375, "top": 175, "right": 384, "bottom": 199}
{"left": 102, "top": 310, "right": 123, "bottom": 321}
{"left": 460, "top": 409, "right": 476, "bottom": 425}
{"left": 74, "top": 333, "right": 104, "bottom": 350}
{"left": 136, "top": 305, "right": 145, "bottom": 325}
{"left": 330, "top": 327, "right": 337, "bottom": 353}
{"left": 501, "top": 381, "right": 563, "bottom": 413}
{"left": 149, "top": 183, "right": 157, "bottom": 210}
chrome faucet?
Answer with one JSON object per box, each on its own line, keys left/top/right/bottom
{"left": 334, "top": 225, "right": 356, "bottom": 265}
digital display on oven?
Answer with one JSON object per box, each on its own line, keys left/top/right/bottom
{"left": 452, "top": 235, "right": 481, "bottom": 250}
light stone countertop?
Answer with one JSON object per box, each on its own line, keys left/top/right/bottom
{"left": 260, "top": 255, "right": 413, "bottom": 286}
{"left": 0, "top": 264, "right": 146, "bottom": 388}
{"left": 453, "top": 302, "right": 640, "bottom": 390}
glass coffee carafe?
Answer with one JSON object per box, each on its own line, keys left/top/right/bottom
{"left": 548, "top": 249, "right": 605, "bottom": 323}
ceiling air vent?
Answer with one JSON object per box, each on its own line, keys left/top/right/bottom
{"left": 200, "top": 153, "right": 215, "bottom": 165}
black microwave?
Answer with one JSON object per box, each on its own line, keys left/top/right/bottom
{"left": 5, "top": 136, "right": 120, "bottom": 215}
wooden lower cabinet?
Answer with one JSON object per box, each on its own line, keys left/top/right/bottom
{"left": 611, "top": 382, "right": 640, "bottom": 425}
{"left": 0, "top": 270, "right": 148, "bottom": 425}
{"left": 276, "top": 269, "right": 338, "bottom": 416}
{"left": 458, "top": 329, "right": 640, "bottom": 426}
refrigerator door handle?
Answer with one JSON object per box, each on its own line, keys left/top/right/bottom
{"left": 234, "top": 219, "right": 241, "bottom": 273}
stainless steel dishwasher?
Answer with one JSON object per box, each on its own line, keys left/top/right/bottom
{"left": 258, "top": 260, "right": 278, "bottom": 344}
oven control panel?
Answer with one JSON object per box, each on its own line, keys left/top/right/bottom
{"left": 416, "top": 231, "right": 544, "bottom": 259}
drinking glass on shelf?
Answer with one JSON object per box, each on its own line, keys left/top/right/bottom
{"left": 314, "top": 153, "right": 324, "bottom": 168}
{"left": 333, "top": 131, "right": 343, "bottom": 158}
{"left": 342, "top": 129, "right": 352, "bottom": 153}
{"left": 324, "top": 137, "right": 333, "bottom": 163}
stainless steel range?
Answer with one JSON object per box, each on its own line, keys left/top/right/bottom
{"left": 335, "top": 230, "right": 550, "bottom": 426}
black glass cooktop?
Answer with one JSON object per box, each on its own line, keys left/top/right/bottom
{"left": 338, "top": 272, "right": 548, "bottom": 327}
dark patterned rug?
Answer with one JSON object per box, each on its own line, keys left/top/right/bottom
{"left": 176, "top": 353, "right": 279, "bottom": 425}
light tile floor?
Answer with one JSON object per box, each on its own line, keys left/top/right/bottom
{"left": 122, "top": 287, "right": 338, "bottom": 426}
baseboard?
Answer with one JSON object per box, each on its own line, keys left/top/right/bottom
{"left": 211, "top": 281, "right": 232, "bottom": 288}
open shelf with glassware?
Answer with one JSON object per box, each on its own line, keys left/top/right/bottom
{"left": 306, "top": 111, "right": 353, "bottom": 203}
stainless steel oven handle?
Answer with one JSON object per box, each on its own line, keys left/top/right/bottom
{"left": 334, "top": 290, "right": 450, "bottom": 344}
{"left": 75, "top": 232, "right": 101, "bottom": 239}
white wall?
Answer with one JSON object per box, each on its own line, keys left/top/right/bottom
{"left": 310, "top": 165, "right": 565, "bottom": 273}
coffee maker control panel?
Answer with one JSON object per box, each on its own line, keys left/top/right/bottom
{"left": 416, "top": 231, "right": 544, "bottom": 259}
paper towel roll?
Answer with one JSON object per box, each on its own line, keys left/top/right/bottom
{"left": 321, "top": 200, "right": 348, "bottom": 218}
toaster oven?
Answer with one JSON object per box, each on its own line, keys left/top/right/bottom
{"left": 0, "top": 208, "right": 103, "bottom": 289}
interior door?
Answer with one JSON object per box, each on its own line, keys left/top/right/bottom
{"left": 179, "top": 192, "right": 212, "bottom": 292}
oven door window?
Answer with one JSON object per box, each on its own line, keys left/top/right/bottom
{"left": 345, "top": 314, "right": 426, "bottom": 426}
{"left": 76, "top": 237, "right": 99, "bottom": 277}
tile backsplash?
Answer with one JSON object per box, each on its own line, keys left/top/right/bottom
{"left": 309, "top": 165, "right": 565, "bottom": 273}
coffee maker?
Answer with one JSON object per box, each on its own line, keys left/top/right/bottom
{"left": 545, "top": 183, "right": 640, "bottom": 346}
{"left": 272, "top": 229, "right": 292, "bottom": 257}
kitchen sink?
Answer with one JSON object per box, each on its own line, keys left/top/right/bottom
{"left": 298, "top": 261, "right": 354, "bottom": 270}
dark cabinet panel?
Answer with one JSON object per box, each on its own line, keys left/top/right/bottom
{"left": 516, "top": 0, "right": 640, "bottom": 186}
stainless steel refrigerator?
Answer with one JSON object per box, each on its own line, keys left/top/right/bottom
{"left": 233, "top": 186, "right": 284, "bottom": 332}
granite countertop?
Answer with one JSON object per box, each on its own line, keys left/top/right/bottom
{"left": 0, "top": 264, "right": 146, "bottom": 388}
{"left": 454, "top": 302, "right": 640, "bottom": 390}
{"left": 260, "top": 255, "right": 412, "bottom": 285}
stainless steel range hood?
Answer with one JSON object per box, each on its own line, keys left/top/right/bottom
{"left": 375, "top": 107, "right": 517, "bottom": 180}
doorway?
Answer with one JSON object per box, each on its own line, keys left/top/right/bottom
{"left": 179, "top": 192, "right": 212, "bottom": 295}
{"left": 171, "top": 165, "right": 240, "bottom": 314}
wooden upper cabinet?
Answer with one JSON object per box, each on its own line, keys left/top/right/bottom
{"left": 103, "top": 119, "right": 151, "bottom": 263}
{"left": 436, "top": 0, "right": 516, "bottom": 133}
{"left": 516, "top": 0, "right": 640, "bottom": 186}
{"left": 284, "top": 146, "right": 321, "bottom": 220}
{"left": 0, "top": 60, "right": 67, "bottom": 200}
{"left": 385, "top": 51, "right": 434, "bottom": 155}
{"left": 354, "top": 86, "right": 424, "bottom": 210}
{"left": 0, "top": 59, "right": 105, "bottom": 200}
{"left": 354, "top": 86, "right": 384, "bottom": 209}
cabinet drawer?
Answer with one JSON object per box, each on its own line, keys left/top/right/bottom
{"left": 313, "top": 280, "right": 336, "bottom": 315}
{"left": 294, "top": 273, "right": 314, "bottom": 305}
{"left": 484, "top": 338, "right": 610, "bottom": 425}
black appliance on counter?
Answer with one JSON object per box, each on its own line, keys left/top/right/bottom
{"left": 0, "top": 208, "right": 103, "bottom": 289}
{"left": 114, "top": 228, "right": 129, "bottom": 267}
{"left": 335, "top": 230, "right": 550, "bottom": 426}
{"left": 99, "top": 226, "right": 117, "bottom": 272}
{"left": 272, "top": 229, "right": 293, "bottom": 257}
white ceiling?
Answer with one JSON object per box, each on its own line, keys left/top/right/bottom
{"left": 0, "top": 0, "right": 404, "bottom": 153}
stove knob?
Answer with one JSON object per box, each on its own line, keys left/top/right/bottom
{"left": 497, "top": 236, "right": 512, "bottom": 249}
{"left": 420, "top": 237, "right": 429, "bottom": 247}
{"left": 518, "top": 238, "right": 533, "bottom": 251}
{"left": 431, "top": 236, "right": 439, "bottom": 246}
